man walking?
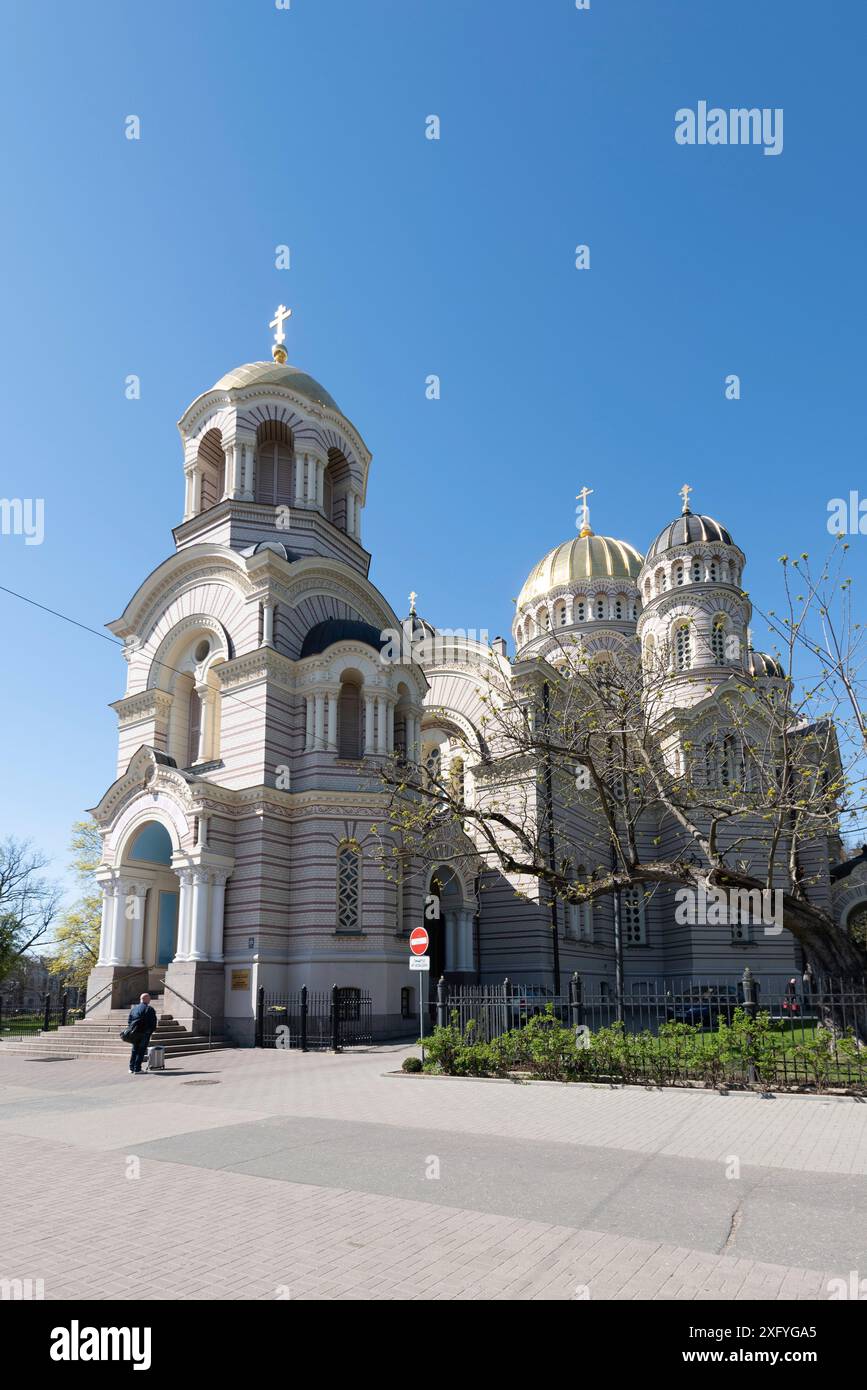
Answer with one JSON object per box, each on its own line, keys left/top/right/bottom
{"left": 126, "top": 993, "right": 158, "bottom": 1074}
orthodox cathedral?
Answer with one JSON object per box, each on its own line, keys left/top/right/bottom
{"left": 85, "top": 326, "right": 867, "bottom": 1043}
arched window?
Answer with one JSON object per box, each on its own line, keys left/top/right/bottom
{"left": 337, "top": 676, "right": 363, "bottom": 759}
{"left": 621, "top": 887, "right": 646, "bottom": 945}
{"left": 187, "top": 687, "right": 202, "bottom": 765}
{"left": 425, "top": 745, "right": 441, "bottom": 786}
{"left": 655, "top": 569, "right": 666, "bottom": 595}
{"left": 644, "top": 578, "right": 652, "bottom": 600}
{"left": 324, "top": 447, "right": 351, "bottom": 528}
{"left": 692, "top": 558, "right": 702, "bottom": 582}
{"left": 674, "top": 562, "right": 684, "bottom": 586}
{"left": 709, "top": 558, "right": 719, "bottom": 582}
{"left": 337, "top": 842, "right": 361, "bottom": 933}
{"left": 614, "top": 597, "right": 624, "bottom": 620}
{"left": 674, "top": 625, "right": 692, "bottom": 671}
{"left": 541, "top": 608, "right": 551, "bottom": 631}
{"left": 711, "top": 620, "right": 726, "bottom": 664}
{"left": 197, "top": 429, "right": 226, "bottom": 513}
{"left": 255, "top": 421, "right": 294, "bottom": 507}
{"left": 554, "top": 600, "right": 567, "bottom": 627}
{"left": 128, "top": 822, "right": 173, "bottom": 864}
{"left": 574, "top": 599, "right": 586, "bottom": 622}
{"left": 595, "top": 595, "right": 606, "bottom": 619}
{"left": 721, "top": 735, "right": 741, "bottom": 789}
{"left": 525, "top": 617, "right": 536, "bottom": 640}
{"left": 631, "top": 600, "right": 639, "bottom": 620}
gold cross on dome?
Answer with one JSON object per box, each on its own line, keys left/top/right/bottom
{"left": 576, "top": 486, "right": 593, "bottom": 537}
{"left": 269, "top": 304, "right": 292, "bottom": 362}
{"left": 408, "top": 591, "right": 418, "bottom": 615}
{"left": 679, "top": 483, "right": 693, "bottom": 514}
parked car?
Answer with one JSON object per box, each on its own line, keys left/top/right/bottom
{"left": 666, "top": 983, "right": 745, "bottom": 1027}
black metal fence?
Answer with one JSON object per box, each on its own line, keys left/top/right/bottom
{"left": 440, "top": 970, "right": 867, "bottom": 1090}
{"left": 0, "top": 993, "right": 74, "bottom": 1038}
{"left": 255, "top": 985, "right": 373, "bottom": 1050}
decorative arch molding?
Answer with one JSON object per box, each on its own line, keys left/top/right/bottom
{"left": 179, "top": 385, "right": 371, "bottom": 479}
{"left": 833, "top": 866, "right": 867, "bottom": 929}
{"left": 265, "top": 556, "right": 399, "bottom": 631}
{"left": 421, "top": 706, "right": 485, "bottom": 759}
{"left": 425, "top": 841, "right": 478, "bottom": 905}
{"left": 108, "top": 546, "right": 254, "bottom": 644}
{"left": 89, "top": 748, "right": 197, "bottom": 860}
{"left": 146, "top": 615, "right": 233, "bottom": 691}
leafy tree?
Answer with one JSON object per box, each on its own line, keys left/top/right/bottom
{"left": 49, "top": 820, "right": 102, "bottom": 992}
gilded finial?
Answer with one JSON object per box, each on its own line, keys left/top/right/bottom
{"left": 576, "top": 486, "right": 594, "bottom": 538}
{"left": 679, "top": 483, "right": 693, "bottom": 515}
{"left": 408, "top": 590, "right": 418, "bottom": 616}
{"left": 269, "top": 303, "right": 292, "bottom": 364}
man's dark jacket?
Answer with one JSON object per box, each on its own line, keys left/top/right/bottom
{"left": 127, "top": 1002, "right": 157, "bottom": 1040}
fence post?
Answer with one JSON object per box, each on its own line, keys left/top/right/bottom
{"left": 255, "top": 986, "right": 265, "bottom": 1048}
{"left": 331, "top": 983, "right": 341, "bottom": 1052}
{"left": 503, "top": 976, "right": 511, "bottom": 1032}
{"left": 60, "top": 992, "right": 68, "bottom": 1028}
{"left": 436, "top": 976, "right": 447, "bottom": 1030}
{"left": 569, "top": 972, "right": 582, "bottom": 1030}
{"left": 300, "top": 985, "right": 308, "bottom": 1053}
{"left": 741, "top": 967, "right": 757, "bottom": 1086}
{"left": 42, "top": 993, "right": 51, "bottom": 1033}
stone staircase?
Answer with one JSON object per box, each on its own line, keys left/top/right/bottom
{"left": 1, "top": 995, "right": 233, "bottom": 1060}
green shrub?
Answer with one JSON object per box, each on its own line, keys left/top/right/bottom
{"left": 402, "top": 1055, "right": 423, "bottom": 1073}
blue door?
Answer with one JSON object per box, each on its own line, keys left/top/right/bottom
{"left": 156, "top": 891, "right": 179, "bottom": 966}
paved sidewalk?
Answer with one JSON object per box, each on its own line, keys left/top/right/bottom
{"left": 0, "top": 1047, "right": 864, "bottom": 1300}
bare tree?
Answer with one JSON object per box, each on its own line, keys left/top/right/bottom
{"left": 378, "top": 550, "right": 867, "bottom": 986}
{"left": 0, "top": 838, "right": 61, "bottom": 981}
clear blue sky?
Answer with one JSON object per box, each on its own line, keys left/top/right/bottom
{"left": 1, "top": 0, "right": 865, "bottom": 892}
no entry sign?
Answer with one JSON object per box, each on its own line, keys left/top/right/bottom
{"left": 409, "top": 926, "right": 429, "bottom": 956}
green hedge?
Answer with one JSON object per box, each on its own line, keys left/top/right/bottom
{"left": 419, "top": 1007, "right": 867, "bottom": 1091}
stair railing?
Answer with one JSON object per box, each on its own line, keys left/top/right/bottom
{"left": 80, "top": 967, "right": 158, "bottom": 1021}
{"left": 160, "top": 983, "right": 213, "bottom": 1050}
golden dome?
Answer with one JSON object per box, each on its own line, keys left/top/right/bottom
{"left": 517, "top": 535, "right": 644, "bottom": 608}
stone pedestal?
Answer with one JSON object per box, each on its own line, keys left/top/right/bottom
{"left": 84, "top": 965, "right": 152, "bottom": 1016}
{"left": 163, "top": 960, "right": 225, "bottom": 1036}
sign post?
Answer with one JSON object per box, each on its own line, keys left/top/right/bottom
{"left": 409, "top": 927, "right": 430, "bottom": 1063}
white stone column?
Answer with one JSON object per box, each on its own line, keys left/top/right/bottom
{"left": 96, "top": 881, "right": 115, "bottom": 965}
{"left": 183, "top": 469, "right": 195, "bottom": 521}
{"left": 314, "top": 692, "right": 325, "bottom": 749}
{"left": 126, "top": 884, "right": 148, "bottom": 968}
{"left": 196, "top": 685, "right": 215, "bottom": 764}
{"left": 445, "top": 911, "right": 457, "bottom": 972}
{"left": 305, "top": 456, "right": 317, "bottom": 504}
{"left": 364, "top": 693, "right": 375, "bottom": 754}
{"left": 262, "top": 601, "right": 275, "bottom": 649}
{"left": 209, "top": 872, "right": 228, "bottom": 963}
{"left": 375, "top": 695, "right": 386, "bottom": 754}
{"left": 305, "top": 693, "right": 315, "bottom": 751}
{"left": 295, "top": 453, "right": 305, "bottom": 505}
{"left": 175, "top": 869, "right": 194, "bottom": 962}
{"left": 316, "top": 460, "right": 325, "bottom": 510}
{"left": 386, "top": 699, "right": 395, "bottom": 753}
{"left": 326, "top": 691, "right": 338, "bottom": 751}
{"left": 229, "top": 441, "right": 244, "bottom": 498}
{"left": 191, "top": 467, "right": 203, "bottom": 516}
{"left": 405, "top": 714, "right": 418, "bottom": 763}
{"left": 188, "top": 870, "right": 211, "bottom": 962}
{"left": 458, "top": 908, "right": 473, "bottom": 971}
{"left": 108, "top": 878, "right": 135, "bottom": 966}
{"left": 242, "top": 442, "right": 255, "bottom": 500}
